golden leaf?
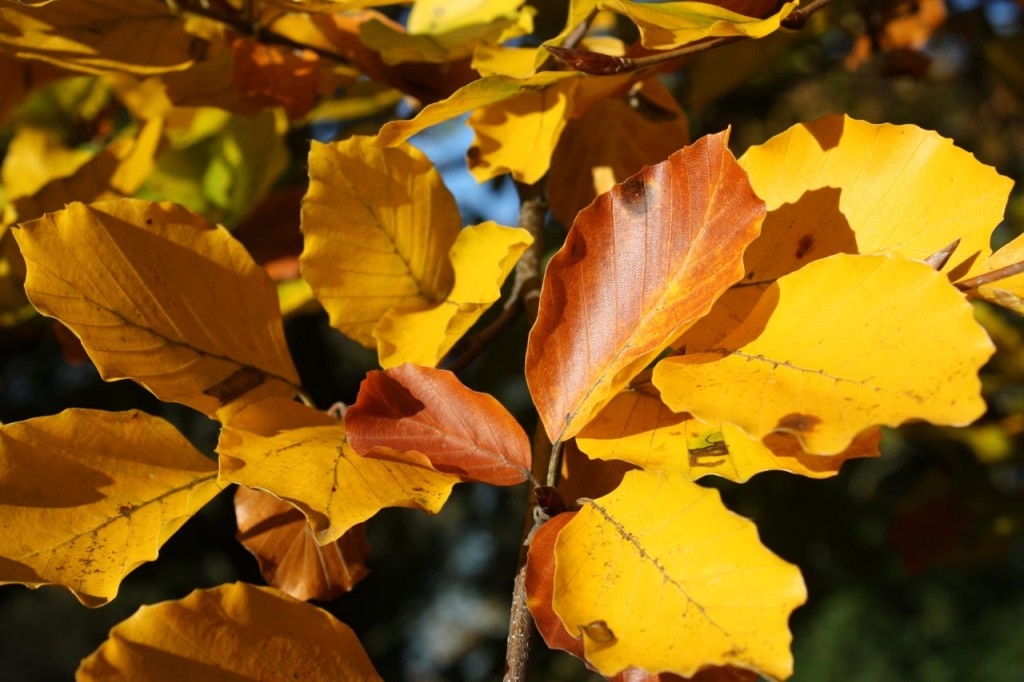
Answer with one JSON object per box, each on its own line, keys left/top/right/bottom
{"left": 0, "top": 409, "right": 223, "bottom": 606}
{"left": 655, "top": 254, "right": 994, "bottom": 454}
{"left": 13, "top": 200, "right": 300, "bottom": 418}
{"left": 77, "top": 582, "right": 382, "bottom": 681}
{"left": 553, "top": 469, "right": 806, "bottom": 678}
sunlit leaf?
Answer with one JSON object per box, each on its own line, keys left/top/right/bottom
{"left": 0, "top": 0, "right": 197, "bottom": 75}
{"left": 553, "top": 469, "right": 806, "bottom": 678}
{"left": 218, "top": 397, "right": 458, "bottom": 545}
{"left": 526, "top": 130, "right": 765, "bottom": 443}
{"left": 301, "top": 136, "right": 461, "bottom": 347}
{"left": 599, "top": 0, "right": 800, "bottom": 50}
{"left": 577, "top": 388, "right": 880, "bottom": 482}
{"left": 0, "top": 409, "right": 223, "bottom": 607}
{"left": 231, "top": 38, "right": 321, "bottom": 119}
{"left": 234, "top": 487, "right": 370, "bottom": 602}
{"left": 77, "top": 582, "right": 382, "bottom": 681}
{"left": 373, "top": 220, "right": 531, "bottom": 367}
{"left": 547, "top": 76, "right": 690, "bottom": 227}
{"left": 346, "top": 364, "right": 531, "bottom": 485}
{"left": 13, "top": 199, "right": 301, "bottom": 418}
{"left": 655, "top": 254, "right": 994, "bottom": 454}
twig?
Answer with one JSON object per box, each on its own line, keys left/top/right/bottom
{"left": 956, "top": 260, "right": 1024, "bottom": 291}
{"left": 546, "top": 0, "right": 838, "bottom": 75}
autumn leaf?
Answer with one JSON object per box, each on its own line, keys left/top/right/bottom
{"left": 964, "top": 231, "right": 1024, "bottom": 313}
{"left": 231, "top": 38, "right": 321, "bottom": 119}
{"left": 0, "top": 0, "right": 198, "bottom": 75}
{"left": 547, "top": 76, "right": 690, "bottom": 227}
{"left": 234, "top": 487, "right": 370, "bottom": 602}
{"left": 577, "top": 389, "right": 880, "bottom": 482}
{"left": 599, "top": 0, "right": 801, "bottom": 50}
{"left": 218, "top": 397, "right": 459, "bottom": 545}
{"left": 301, "top": 136, "right": 530, "bottom": 366}
{"left": 0, "top": 409, "right": 223, "bottom": 607}
{"left": 552, "top": 469, "right": 806, "bottom": 678}
{"left": 655, "top": 254, "right": 995, "bottom": 455}
{"left": 345, "top": 364, "right": 531, "bottom": 486}
{"left": 77, "top": 582, "right": 383, "bottom": 681}
{"left": 526, "top": 512, "right": 582, "bottom": 655}
{"left": 525, "top": 130, "right": 765, "bottom": 443}
{"left": 13, "top": 199, "right": 301, "bottom": 418}
{"left": 373, "top": 221, "right": 531, "bottom": 367}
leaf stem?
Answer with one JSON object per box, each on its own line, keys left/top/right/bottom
{"left": 956, "top": 259, "right": 1024, "bottom": 291}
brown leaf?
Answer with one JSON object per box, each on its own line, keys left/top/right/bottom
{"left": 525, "top": 130, "right": 765, "bottom": 443}
{"left": 231, "top": 37, "right": 321, "bottom": 119}
{"left": 346, "top": 364, "right": 532, "bottom": 486}
{"left": 234, "top": 487, "right": 370, "bottom": 602}
{"left": 525, "top": 512, "right": 581, "bottom": 656}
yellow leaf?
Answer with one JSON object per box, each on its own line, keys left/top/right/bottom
{"left": 300, "top": 135, "right": 461, "bottom": 347}
{"left": 360, "top": 0, "right": 535, "bottom": 65}
{"left": 217, "top": 397, "right": 458, "bottom": 545}
{"left": 655, "top": 254, "right": 994, "bottom": 454}
{"left": 374, "top": 221, "right": 532, "bottom": 367}
{"left": 13, "top": 199, "right": 300, "bottom": 418}
{"left": 599, "top": 0, "right": 801, "bottom": 50}
{"left": 538, "top": 0, "right": 601, "bottom": 70}
{"left": 77, "top": 582, "right": 383, "bottom": 681}
{"left": 967, "top": 231, "right": 1024, "bottom": 313}
{"left": 576, "top": 389, "right": 880, "bottom": 482}
{"left": 471, "top": 45, "right": 539, "bottom": 78}
{"left": 0, "top": 0, "right": 197, "bottom": 75}
{"left": 376, "top": 71, "right": 580, "bottom": 148}
{"left": 0, "top": 409, "right": 223, "bottom": 607}
{"left": 1, "top": 127, "right": 94, "bottom": 202}
{"left": 553, "top": 469, "right": 806, "bottom": 678}
{"left": 738, "top": 114, "right": 1012, "bottom": 281}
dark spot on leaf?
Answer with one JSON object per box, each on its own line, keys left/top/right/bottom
{"left": 776, "top": 413, "right": 821, "bottom": 432}
{"left": 466, "top": 145, "right": 481, "bottom": 164}
{"left": 145, "top": 218, "right": 153, "bottom": 225}
{"left": 189, "top": 37, "right": 210, "bottom": 61}
{"left": 579, "top": 620, "right": 616, "bottom": 643}
{"left": 795, "top": 234, "right": 814, "bottom": 259}
{"left": 204, "top": 367, "right": 265, "bottom": 404}
{"left": 617, "top": 177, "right": 646, "bottom": 216}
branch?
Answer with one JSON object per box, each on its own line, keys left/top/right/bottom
{"left": 956, "top": 260, "right": 1024, "bottom": 291}
{"left": 545, "top": 0, "right": 838, "bottom": 75}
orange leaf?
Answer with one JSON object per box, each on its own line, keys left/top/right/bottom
{"left": 525, "top": 130, "right": 765, "bottom": 442}
{"left": 77, "top": 582, "right": 382, "bottom": 681}
{"left": 231, "top": 38, "right": 321, "bottom": 119}
{"left": 346, "top": 364, "right": 532, "bottom": 486}
{"left": 526, "top": 512, "right": 581, "bottom": 656}
{"left": 234, "top": 486, "right": 370, "bottom": 602}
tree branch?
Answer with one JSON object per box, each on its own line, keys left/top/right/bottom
{"left": 956, "top": 260, "right": 1024, "bottom": 291}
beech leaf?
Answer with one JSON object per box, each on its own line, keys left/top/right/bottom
{"left": 345, "top": 363, "right": 531, "bottom": 486}
{"left": 655, "top": 254, "right": 995, "bottom": 455}
{"left": 0, "top": 409, "right": 223, "bottom": 607}
{"left": 553, "top": 469, "right": 806, "bottom": 679}
{"left": 76, "top": 582, "right": 383, "bottom": 681}
{"left": 234, "top": 486, "right": 370, "bottom": 602}
{"left": 13, "top": 199, "right": 301, "bottom": 418}
{"left": 525, "top": 130, "right": 765, "bottom": 443}
{"left": 577, "top": 389, "right": 880, "bottom": 482}
{"left": 599, "top": 0, "right": 801, "bottom": 50}
{"left": 218, "top": 397, "right": 458, "bottom": 545}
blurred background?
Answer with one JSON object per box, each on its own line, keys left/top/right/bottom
{"left": 2, "top": 0, "right": 1024, "bottom": 679}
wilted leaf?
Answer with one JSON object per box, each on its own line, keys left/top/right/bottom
{"left": 234, "top": 487, "right": 370, "bottom": 602}
{"left": 218, "top": 397, "right": 458, "bottom": 545}
{"left": 553, "top": 469, "right": 806, "bottom": 678}
{"left": 231, "top": 38, "right": 320, "bottom": 119}
{"left": 738, "top": 114, "right": 1012, "bottom": 281}
{"left": 525, "top": 131, "right": 765, "bottom": 443}
{"left": 599, "top": 0, "right": 800, "bottom": 50}
{"left": 0, "top": 409, "right": 223, "bottom": 607}
{"left": 345, "top": 364, "right": 531, "bottom": 486}
{"left": 13, "top": 199, "right": 301, "bottom": 418}
{"left": 547, "top": 76, "right": 690, "bottom": 227}
{"left": 77, "top": 582, "right": 382, "bottom": 681}
{"left": 966, "top": 232, "right": 1024, "bottom": 313}
{"left": 577, "top": 389, "right": 880, "bottom": 482}
{"left": 655, "top": 254, "right": 994, "bottom": 454}
{"left": 373, "top": 221, "right": 531, "bottom": 367}
{"left": 0, "top": 0, "right": 197, "bottom": 75}
{"left": 301, "top": 136, "right": 461, "bottom": 346}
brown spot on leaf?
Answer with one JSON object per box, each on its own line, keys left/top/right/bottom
{"left": 204, "top": 367, "right": 265, "bottom": 404}
{"left": 795, "top": 234, "right": 814, "bottom": 259}
{"left": 579, "top": 620, "right": 616, "bottom": 643}
{"left": 776, "top": 413, "right": 821, "bottom": 433}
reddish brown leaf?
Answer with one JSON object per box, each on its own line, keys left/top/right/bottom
{"left": 526, "top": 512, "right": 581, "bottom": 656}
{"left": 233, "top": 185, "right": 306, "bottom": 282}
{"left": 525, "top": 131, "right": 765, "bottom": 443}
{"left": 234, "top": 486, "right": 370, "bottom": 602}
{"left": 232, "top": 37, "right": 321, "bottom": 119}
{"left": 346, "top": 364, "right": 531, "bottom": 486}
